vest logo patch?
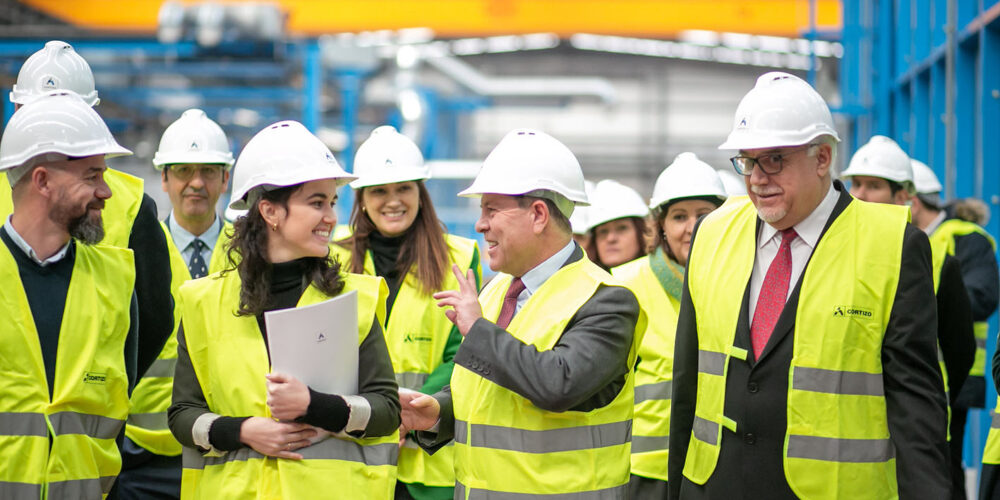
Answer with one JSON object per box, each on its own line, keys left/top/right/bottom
{"left": 404, "top": 334, "right": 433, "bottom": 343}
{"left": 83, "top": 372, "right": 107, "bottom": 385}
{"left": 833, "top": 305, "right": 873, "bottom": 318}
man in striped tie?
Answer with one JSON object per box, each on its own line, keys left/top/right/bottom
{"left": 400, "top": 129, "right": 645, "bottom": 499}
{"left": 668, "top": 72, "right": 949, "bottom": 500}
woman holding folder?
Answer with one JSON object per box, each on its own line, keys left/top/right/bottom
{"left": 333, "top": 126, "right": 480, "bottom": 500}
{"left": 168, "top": 120, "right": 401, "bottom": 499}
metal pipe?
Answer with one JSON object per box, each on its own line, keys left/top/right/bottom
{"left": 424, "top": 54, "right": 616, "bottom": 104}
{"left": 945, "top": 0, "right": 956, "bottom": 200}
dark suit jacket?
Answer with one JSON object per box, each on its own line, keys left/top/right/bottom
{"left": 669, "top": 184, "right": 950, "bottom": 500}
{"left": 937, "top": 254, "right": 975, "bottom": 399}
{"left": 416, "top": 243, "right": 641, "bottom": 451}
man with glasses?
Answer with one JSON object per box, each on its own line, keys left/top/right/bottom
{"left": 117, "top": 109, "right": 235, "bottom": 500}
{"left": 669, "top": 72, "right": 949, "bottom": 499}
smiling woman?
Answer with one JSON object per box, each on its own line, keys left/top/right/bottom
{"left": 333, "top": 126, "right": 480, "bottom": 500}
{"left": 167, "top": 120, "right": 402, "bottom": 499}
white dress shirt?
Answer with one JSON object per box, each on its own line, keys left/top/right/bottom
{"left": 748, "top": 184, "right": 839, "bottom": 322}
{"left": 515, "top": 239, "right": 577, "bottom": 314}
{"left": 166, "top": 212, "right": 222, "bottom": 265}
{"left": 4, "top": 215, "right": 70, "bottom": 266}
{"left": 923, "top": 210, "right": 947, "bottom": 235}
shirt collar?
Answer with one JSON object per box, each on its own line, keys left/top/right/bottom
{"left": 758, "top": 183, "right": 839, "bottom": 250}
{"left": 519, "top": 239, "right": 577, "bottom": 295}
{"left": 4, "top": 215, "right": 71, "bottom": 266}
{"left": 924, "top": 210, "right": 947, "bottom": 235}
{"left": 168, "top": 212, "right": 222, "bottom": 252}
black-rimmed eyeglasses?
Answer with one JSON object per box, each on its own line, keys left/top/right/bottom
{"left": 730, "top": 143, "right": 820, "bottom": 176}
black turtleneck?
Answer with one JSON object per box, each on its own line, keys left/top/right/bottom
{"left": 254, "top": 258, "right": 309, "bottom": 347}
{"left": 368, "top": 230, "right": 406, "bottom": 317}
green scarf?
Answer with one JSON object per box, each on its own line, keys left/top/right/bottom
{"left": 649, "top": 246, "right": 684, "bottom": 302}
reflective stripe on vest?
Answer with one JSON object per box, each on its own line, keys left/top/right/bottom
{"left": 451, "top": 256, "right": 645, "bottom": 497}
{"left": 178, "top": 268, "right": 396, "bottom": 499}
{"left": 456, "top": 481, "right": 629, "bottom": 499}
{"left": 983, "top": 405, "right": 1000, "bottom": 465}
{"left": 931, "top": 219, "right": 996, "bottom": 378}
{"left": 333, "top": 234, "right": 480, "bottom": 488}
{"left": 126, "top": 221, "right": 233, "bottom": 457}
{"left": 612, "top": 254, "right": 678, "bottom": 481}
{"left": 0, "top": 242, "right": 134, "bottom": 497}
{"left": 684, "top": 196, "right": 905, "bottom": 499}
{"left": 181, "top": 438, "right": 399, "bottom": 470}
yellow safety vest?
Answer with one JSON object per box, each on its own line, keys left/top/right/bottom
{"left": 930, "top": 219, "right": 997, "bottom": 378}
{"left": 612, "top": 254, "right": 678, "bottom": 482}
{"left": 0, "top": 169, "right": 142, "bottom": 249}
{"left": 0, "top": 172, "right": 11, "bottom": 219}
{"left": 685, "top": 197, "right": 907, "bottom": 500}
{"left": 983, "top": 402, "right": 1000, "bottom": 464}
{"left": 0, "top": 241, "right": 135, "bottom": 499}
{"left": 332, "top": 234, "right": 480, "bottom": 488}
{"left": 177, "top": 268, "right": 398, "bottom": 499}
{"left": 125, "top": 220, "right": 233, "bottom": 457}
{"left": 450, "top": 256, "right": 645, "bottom": 498}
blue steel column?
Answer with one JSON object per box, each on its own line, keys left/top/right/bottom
{"left": 874, "top": 0, "right": 894, "bottom": 135}
{"left": 302, "top": 40, "right": 322, "bottom": 133}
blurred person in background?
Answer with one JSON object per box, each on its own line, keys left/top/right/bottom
{"left": 167, "top": 121, "right": 400, "bottom": 498}
{"left": 611, "top": 152, "right": 726, "bottom": 499}
{"left": 400, "top": 129, "right": 645, "bottom": 498}
{"left": 569, "top": 179, "right": 595, "bottom": 248}
{"left": 332, "top": 126, "right": 481, "bottom": 500}
{"left": 0, "top": 91, "right": 138, "bottom": 499}
{"left": 910, "top": 159, "right": 1000, "bottom": 500}
{"left": 117, "top": 109, "right": 236, "bottom": 499}
{"left": 844, "top": 138, "right": 976, "bottom": 499}
{"left": 585, "top": 179, "right": 649, "bottom": 270}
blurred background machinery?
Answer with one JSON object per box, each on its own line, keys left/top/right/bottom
{"left": 3, "top": 0, "right": 994, "bottom": 491}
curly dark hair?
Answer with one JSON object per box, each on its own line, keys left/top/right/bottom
{"left": 223, "top": 184, "right": 345, "bottom": 316}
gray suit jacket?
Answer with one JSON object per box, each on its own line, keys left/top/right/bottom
{"left": 416, "top": 244, "right": 641, "bottom": 451}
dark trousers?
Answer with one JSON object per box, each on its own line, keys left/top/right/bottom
{"left": 951, "top": 407, "right": 969, "bottom": 500}
{"left": 628, "top": 474, "right": 667, "bottom": 500}
{"left": 116, "top": 438, "right": 182, "bottom": 500}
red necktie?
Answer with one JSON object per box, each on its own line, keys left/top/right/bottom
{"left": 750, "top": 228, "right": 797, "bottom": 359}
{"left": 496, "top": 278, "right": 526, "bottom": 329}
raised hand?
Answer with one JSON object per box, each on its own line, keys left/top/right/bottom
{"left": 433, "top": 264, "right": 482, "bottom": 336}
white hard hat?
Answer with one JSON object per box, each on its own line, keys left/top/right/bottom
{"left": 586, "top": 180, "right": 649, "bottom": 230}
{"left": 649, "top": 153, "right": 727, "bottom": 210}
{"left": 0, "top": 91, "right": 131, "bottom": 171}
{"left": 350, "top": 125, "right": 429, "bottom": 189}
{"left": 10, "top": 41, "right": 99, "bottom": 107}
{"left": 569, "top": 180, "right": 595, "bottom": 234}
{"left": 717, "top": 169, "right": 748, "bottom": 197}
{"left": 842, "top": 135, "right": 914, "bottom": 193}
{"left": 153, "top": 109, "right": 234, "bottom": 169}
{"left": 910, "top": 159, "right": 943, "bottom": 194}
{"left": 458, "top": 129, "right": 588, "bottom": 208}
{"left": 229, "top": 120, "right": 357, "bottom": 210}
{"left": 719, "top": 72, "right": 840, "bottom": 150}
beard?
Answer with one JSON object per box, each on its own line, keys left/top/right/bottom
{"left": 53, "top": 198, "right": 105, "bottom": 245}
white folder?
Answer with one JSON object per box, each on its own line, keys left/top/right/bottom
{"left": 264, "top": 290, "right": 359, "bottom": 397}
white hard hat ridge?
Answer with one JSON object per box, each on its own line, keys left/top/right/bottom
{"left": 0, "top": 91, "right": 131, "bottom": 171}
{"left": 649, "top": 152, "right": 727, "bottom": 210}
{"left": 153, "top": 109, "right": 235, "bottom": 169}
{"left": 350, "top": 125, "right": 429, "bottom": 189}
{"left": 458, "top": 128, "right": 589, "bottom": 206}
{"left": 719, "top": 72, "right": 840, "bottom": 151}
{"left": 586, "top": 179, "right": 649, "bottom": 231}
{"left": 10, "top": 40, "right": 100, "bottom": 107}
{"left": 910, "top": 158, "right": 943, "bottom": 194}
{"left": 569, "top": 180, "right": 596, "bottom": 234}
{"left": 842, "top": 135, "right": 914, "bottom": 190}
{"left": 229, "top": 120, "right": 357, "bottom": 210}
